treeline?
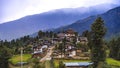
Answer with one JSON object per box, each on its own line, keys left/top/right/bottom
{"left": 109, "top": 37, "right": 120, "bottom": 60}
{"left": 37, "top": 30, "right": 57, "bottom": 38}
{"left": 0, "top": 30, "right": 56, "bottom": 68}
{"left": 83, "top": 30, "right": 120, "bottom": 61}
{"left": 80, "top": 17, "right": 120, "bottom": 68}
{"left": 0, "top": 35, "right": 33, "bottom": 68}
{"left": 0, "top": 30, "right": 57, "bottom": 54}
{"left": 82, "top": 25, "right": 120, "bottom": 61}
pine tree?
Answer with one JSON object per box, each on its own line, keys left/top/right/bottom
{"left": 62, "top": 37, "right": 67, "bottom": 56}
{"left": 109, "top": 38, "right": 116, "bottom": 58}
{"left": 115, "top": 37, "right": 120, "bottom": 60}
{"left": 0, "top": 46, "right": 12, "bottom": 68}
{"left": 90, "top": 17, "right": 107, "bottom": 68}
{"left": 82, "top": 30, "right": 89, "bottom": 37}
{"left": 109, "top": 37, "right": 120, "bottom": 60}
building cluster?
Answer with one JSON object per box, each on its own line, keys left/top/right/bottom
{"left": 53, "top": 29, "right": 89, "bottom": 58}
{"left": 32, "top": 39, "right": 52, "bottom": 58}
{"left": 31, "top": 28, "right": 88, "bottom": 59}
{"left": 57, "top": 29, "right": 88, "bottom": 44}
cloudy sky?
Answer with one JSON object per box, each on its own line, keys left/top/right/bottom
{"left": 0, "top": 0, "right": 120, "bottom": 23}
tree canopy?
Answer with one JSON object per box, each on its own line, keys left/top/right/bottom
{"left": 90, "top": 17, "right": 107, "bottom": 68}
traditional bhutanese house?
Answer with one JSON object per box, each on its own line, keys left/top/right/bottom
{"left": 76, "top": 49, "right": 82, "bottom": 56}
{"left": 68, "top": 49, "right": 76, "bottom": 57}
{"left": 32, "top": 45, "right": 48, "bottom": 58}
{"left": 51, "top": 38, "right": 60, "bottom": 44}
{"left": 57, "top": 29, "right": 76, "bottom": 41}
{"left": 64, "top": 62, "right": 93, "bottom": 68}
{"left": 65, "top": 44, "right": 76, "bottom": 57}
{"left": 32, "top": 45, "right": 42, "bottom": 58}
{"left": 32, "top": 52, "right": 41, "bottom": 58}
{"left": 41, "top": 45, "right": 48, "bottom": 52}
{"left": 65, "top": 29, "right": 75, "bottom": 37}
{"left": 32, "top": 45, "right": 42, "bottom": 53}
{"left": 57, "top": 33, "right": 65, "bottom": 39}
{"left": 77, "top": 37, "right": 88, "bottom": 44}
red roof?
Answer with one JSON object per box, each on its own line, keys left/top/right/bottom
{"left": 66, "top": 29, "right": 75, "bottom": 34}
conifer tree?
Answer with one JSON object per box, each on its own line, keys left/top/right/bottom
{"left": 109, "top": 37, "right": 120, "bottom": 60}
{"left": 0, "top": 46, "right": 12, "bottom": 68}
{"left": 90, "top": 17, "right": 107, "bottom": 68}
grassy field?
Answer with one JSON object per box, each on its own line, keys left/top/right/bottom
{"left": 45, "top": 61, "right": 51, "bottom": 68}
{"left": 9, "top": 54, "right": 32, "bottom": 65}
{"left": 9, "top": 54, "right": 120, "bottom": 68}
{"left": 9, "top": 63, "right": 34, "bottom": 68}
{"left": 107, "top": 58, "right": 120, "bottom": 67}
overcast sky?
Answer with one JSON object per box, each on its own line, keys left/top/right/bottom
{"left": 0, "top": 0, "right": 120, "bottom": 23}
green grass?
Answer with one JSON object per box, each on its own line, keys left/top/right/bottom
{"left": 107, "top": 58, "right": 120, "bottom": 67}
{"left": 9, "top": 54, "right": 32, "bottom": 65}
{"left": 45, "top": 61, "right": 51, "bottom": 68}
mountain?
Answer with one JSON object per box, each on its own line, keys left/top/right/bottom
{"left": 54, "top": 6, "right": 120, "bottom": 39}
{"left": 0, "top": 4, "right": 119, "bottom": 40}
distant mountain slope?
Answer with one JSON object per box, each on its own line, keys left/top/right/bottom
{"left": 0, "top": 4, "right": 119, "bottom": 40}
{"left": 54, "top": 6, "right": 120, "bottom": 39}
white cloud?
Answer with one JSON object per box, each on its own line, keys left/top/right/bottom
{"left": 0, "top": 0, "right": 118, "bottom": 23}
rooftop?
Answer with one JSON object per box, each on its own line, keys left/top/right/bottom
{"left": 65, "top": 28, "right": 75, "bottom": 34}
{"left": 64, "top": 62, "right": 93, "bottom": 67}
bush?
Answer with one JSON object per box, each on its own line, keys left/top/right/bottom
{"left": 58, "top": 61, "right": 65, "bottom": 68}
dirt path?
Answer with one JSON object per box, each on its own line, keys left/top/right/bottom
{"left": 40, "top": 46, "right": 54, "bottom": 62}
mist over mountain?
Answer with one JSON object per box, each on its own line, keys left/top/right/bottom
{"left": 0, "top": 4, "right": 119, "bottom": 40}
{"left": 54, "top": 6, "right": 120, "bottom": 39}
